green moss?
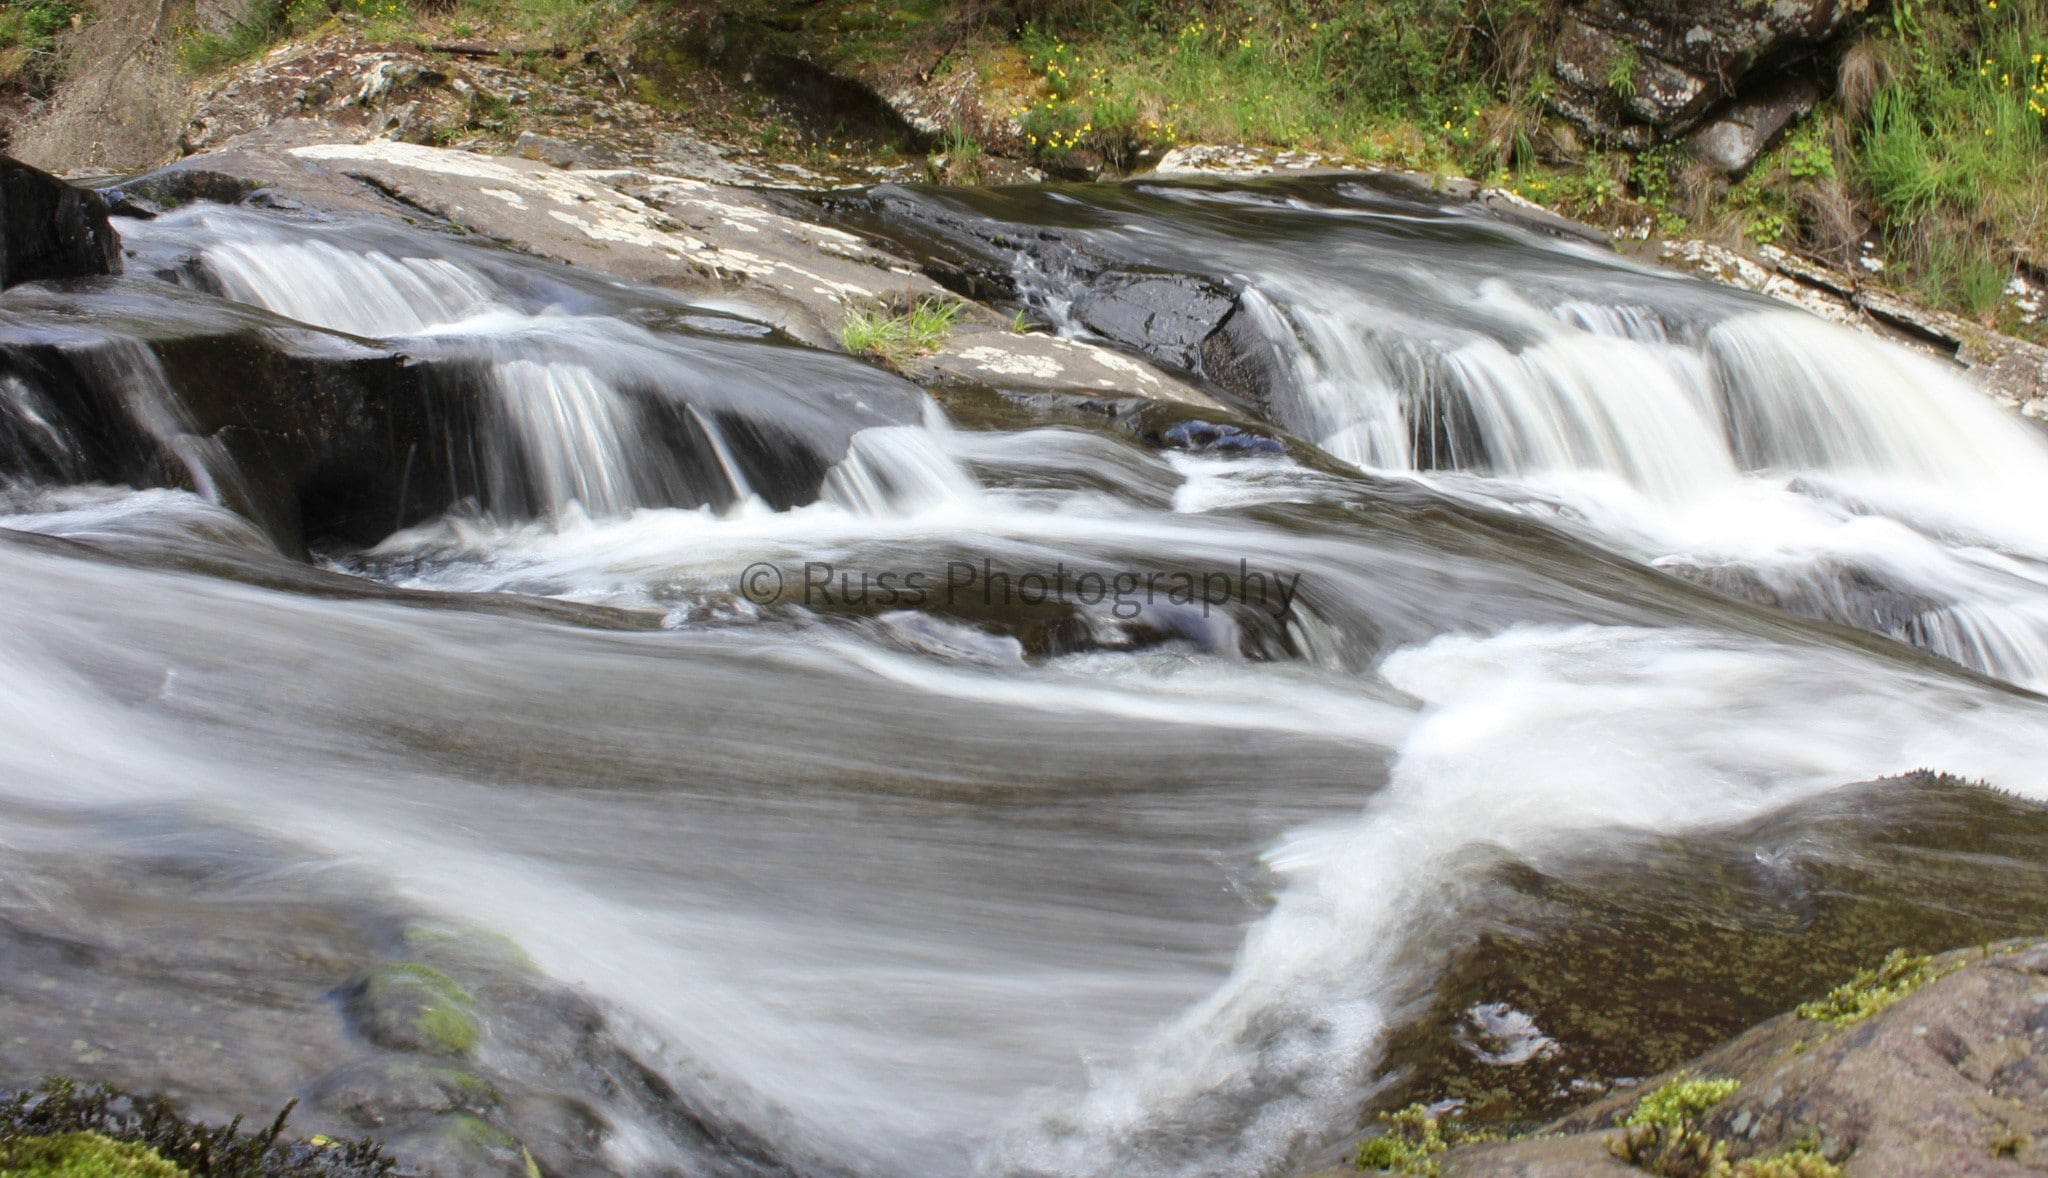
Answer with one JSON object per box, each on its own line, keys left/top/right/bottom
{"left": 1626, "top": 1075, "right": 1742, "bottom": 1130}
{"left": 1354, "top": 1104, "right": 1446, "bottom": 1175}
{"left": 352, "top": 962, "right": 482, "bottom": 1057}
{"left": 1793, "top": 948, "right": 1939, "bottom": 1026}
{"left": 0, "top": 1131, "right": 185, "bottom": 1178}
{"left": 0, "top": 1078, "right": 394, "bottom": 1178}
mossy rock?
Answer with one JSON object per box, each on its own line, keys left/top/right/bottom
{"left": 386, "top": 1115, "right": 525, "bottom": 1178}
{"left": 397, "top": 922, "right": 536, "bottom": 979}
{"left": 0, "top": 1131, "right": 185, "bottom": 1178}
{"left": 344, "top": 963, "right": 482, "bottom": 1057}
{"left": 306, "top": 1057, "right": 500, "bottom": 1129}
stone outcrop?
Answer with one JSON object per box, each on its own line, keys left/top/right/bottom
{"left": 1549, "top": 0, "right": 1865, "bottom": 148}
{"left": 0, "top": 154, "right": 121, "bottom": 289}
{"left": 1416, "top": 939, "right": 2048, "bottom": 1175}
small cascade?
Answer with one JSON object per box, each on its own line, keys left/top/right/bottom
{"left": 200, "top": 235, "right": 503, "bottom": 337}
{"left": 0, "top": 372, "right": 79, "bottom": 481}
{"left": 852, "top": 181, "right": 2048, "bottom": 686}
{"left": 823, "top": 421, "right": 983, "bottom": 516}
{"left": 71, "top": 340, "right": 256, "bottom": 518}
{"left": 488, "top": 359, "right": 657, "bottom": 519}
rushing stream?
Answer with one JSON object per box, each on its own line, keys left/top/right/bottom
{"left": 1, "top": 174, "right": 2047, "bottom": 1177}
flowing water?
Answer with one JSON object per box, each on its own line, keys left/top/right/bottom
{"left": 0, "top": 177, "right": 2044, "bottom": 1177}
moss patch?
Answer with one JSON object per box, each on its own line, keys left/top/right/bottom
{"left": 1793, "top": 949, "right": 1941, "bottom": 1027}
{"left": 348, "top": 962, "right": 481, "bottom": 1057}
{"left": 0, "top": 1078, "right": 394, "bottom": 1177}
{"left": 0, "top": 1131, "right": 185, "bottom": 1178}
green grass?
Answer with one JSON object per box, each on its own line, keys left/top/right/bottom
{"left": 839, "top": 296, "right": 959, "bottom": 366}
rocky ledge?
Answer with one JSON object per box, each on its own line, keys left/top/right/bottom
{"left": 1326, "top": 937, "right": 2048, "bottom": 1176}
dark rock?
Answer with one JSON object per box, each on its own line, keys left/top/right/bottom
{"left": 1688, "top": 76, "right": 1821, "bottom": 177}
{"left": 100, "top": 166, "right": 259, "bottom": 212}
{"left": 1549, "top": 0, "right": 1864, "bottom": 141}
{"left": 1158, "top": 419, "right": 1287, "bottom": 455}
{"left": 1070, "top": 271, "right": 1236, "bottom": 371}
{"left": 0, "top": 155, "right": 122, "bottom": 288}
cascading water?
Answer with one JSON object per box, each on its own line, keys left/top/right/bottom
{"left": 0, "top": 176, "right": 2046, "bottom": 1178}
{"left": 848, "top": 178, "right": 2048, "bottom": 690}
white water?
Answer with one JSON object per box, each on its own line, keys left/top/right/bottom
{"left": 8, "top": 188, "right": 2048, "bottom": 1178}
{"left": 974, "top": 182, "right": 2048, "bottom": 689}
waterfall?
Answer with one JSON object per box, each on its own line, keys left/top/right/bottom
{"left": 8, "top": 178, "right": 2048, "bottom": 1178}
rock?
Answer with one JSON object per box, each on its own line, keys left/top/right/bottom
{"left": 512, "top": 130, "right": 623, "bottom": 170}
{"left": 307, "top": 1058, "right": 502, "bottom": 1129}
{"left": 342, "top": 963, "right": 483, "bottom": 1057}
{"left": 1069, "top": 271, "right": 1237, "bottom": 371}
{"left": 1687, "top": 76, "right": 1821, "bottom": 177}
{"left": 0, "top": 155, "right": 122, "bottom": 289}
{"left": 1549, "top": 0, "right": 1865, "bottom": 141}
{"left": 1433, "top": 939, "right": 2048, "bottom": 1175}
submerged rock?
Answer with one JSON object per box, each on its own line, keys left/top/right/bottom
{"left": 342, "top": 963, "right": 483, "bottom": 1058}
{"left": 0, "top": 155, "right": 122, "bottom": 289}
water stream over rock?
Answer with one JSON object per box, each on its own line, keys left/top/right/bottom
{"left": 1, "top": 171, "right": 2045, "bottom": 1177}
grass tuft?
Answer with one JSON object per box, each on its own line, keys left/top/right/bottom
{"left": 838, "top": 296, "right": 959, "bottom": 366}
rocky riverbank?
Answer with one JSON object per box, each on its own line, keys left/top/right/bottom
{"left": 1328, "top": 936, "right": 2048, "bottom": 1176}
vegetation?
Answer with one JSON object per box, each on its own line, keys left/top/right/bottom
{"left": 1352, "top": 1103, "right": 1501, "bottom": 1175}
{"left": 838, "top": 296, "right": 959, "bottom": 366}
{"left": 1793, "top": 948, "right": 1942, "bottom": 1026}
{"left": 0, "top": 1078, "right": 393, "bottom": 1178}
{"left": 1625, "top": 1075, "right": 1742, "bottom": 1130}
{"left": 0, "top": 0, "right": 83, "bottom": 88}
{"left": 1608, "top": 1075, "right": 1842, "bottom": 1177}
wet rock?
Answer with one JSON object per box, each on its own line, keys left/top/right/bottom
{"left": 1069, "top": 271, "right": 1236, "bottom": 372}
{"left": 0, "top": 155, "right": 122, "bottom": 289}
{"left": 307, "top": 1058, "right": 501, "bottom": 1128}
{"left": 1688, "top": 76, "right": 1821, "bottom": 177}
{"left": 1434, "top": 938, "right": 2048, "bottom": 1175}
{"left": 342, "top": 963, "right": 482, "bottom": 1057}
{"left": 384, "top": 1113, "right": 527, "bottom": 1178}
{"left": 1549, "top": 0, "right": 1864, "bottom": 141}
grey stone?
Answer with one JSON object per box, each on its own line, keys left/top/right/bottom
{"left": 1687, "top": 77, "right": 1821, "bottom": 177}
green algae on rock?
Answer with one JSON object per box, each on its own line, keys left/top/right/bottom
{"left": 343, "top": 963, "right": 482, "bottom": 1058}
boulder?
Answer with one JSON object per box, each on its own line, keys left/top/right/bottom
{"left": 1688, "top": 76, "right": 1821, "bottom": 177}
{"left": 0, "top": 155, "right": 122, "bottom": 288}
{"left": 1549, "top": 0, "right": 1863, "bottom": 141}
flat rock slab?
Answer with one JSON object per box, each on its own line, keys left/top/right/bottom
{"left": 130, "top": 133, "right": 1217, "bottom": 406}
